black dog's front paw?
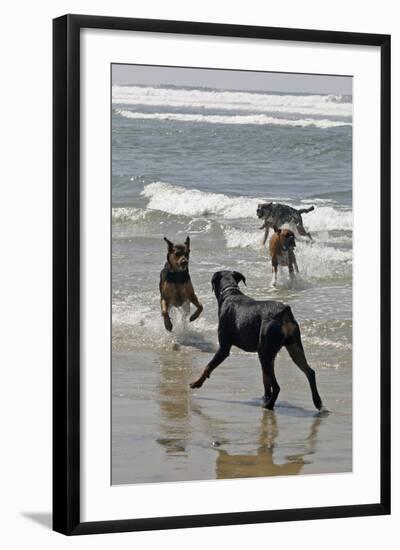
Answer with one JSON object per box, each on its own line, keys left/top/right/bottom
{"left": 190, "top": 377, "right": 204, "bottom": 389}
{"left": 262, "top": 397, "right": 275, "bottom": 410}
{"left": 262, "top": 394, "right": 271, "bottom": 406}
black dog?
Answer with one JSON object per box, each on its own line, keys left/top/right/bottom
{"left": 190, "top": 271, "right": 324, "bottom": 411}
{"left": 257, "top": 202, "right": 314, "bottom": 242}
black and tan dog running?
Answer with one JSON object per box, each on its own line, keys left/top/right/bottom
{"left": 190, "top": 270, "right": 325, "bottom": 412}
{"left": 159, "top": 236, "right": 203, "bottom": 332}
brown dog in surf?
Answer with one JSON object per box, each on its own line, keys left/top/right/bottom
{"left": 269, "top": 225, "right": 299, "bottom": 285}
{"left": 159, "top": 236, "right": 203, "bottom": 331}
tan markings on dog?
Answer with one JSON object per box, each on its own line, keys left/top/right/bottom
{"left": 282, "top": 321, "right": 297, "bottom": 339}
{"left": 160, "top": 281, "right": 195, "bottom": 308}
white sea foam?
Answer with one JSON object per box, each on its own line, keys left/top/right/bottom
{"left": 222, "top": 227, "right": 352, "bottom": 281}
{"left": 142, "top": 182, "right": 260, "bottom": 219}
{"left": 112, "top": 86, "right": 352, "bottom": 119}
{"left": 303, "top": 335, "right": 352, "bottom": 351}
{"left": 112, "top": 296, "right": 218, "bottom": 351}
{"left": 294, "top": 241, "right": 352, "bottom": 280}
{"left": 112, "top": 207, "right": 147, "bottom": 223}
{"left": 224, "top": 228, "right": 264, "bottom": 249}
{"left": 224, "top": 226, "right": 351, "bottom": 257}
{"left": 115, "top": 109, "right": 350, "bottom": 129}
{"left": 305, "top": 206, "right": 352, "bottom": 231}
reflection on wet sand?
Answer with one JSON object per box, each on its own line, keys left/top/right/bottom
{"left": 215, "top": 413, "right": 322, "bottom": 479}
{"left": 112, "top": 349, "right": 351, "bottom": 484}
{"left": 155, "top": 348, "right": 324, "bottom": 480}
{"left": 191, "top": 396, "right": 323, "bottom": 479}
{"left": 156, "top": 350, "right": 193, "bottom": 455}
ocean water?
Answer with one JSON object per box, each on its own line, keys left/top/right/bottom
{"left": 111, "top": 83, "right": 352, "bottom": 484}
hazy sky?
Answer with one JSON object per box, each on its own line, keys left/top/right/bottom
{"left": 112, "top": 64, "right": 352, "bottom": 95}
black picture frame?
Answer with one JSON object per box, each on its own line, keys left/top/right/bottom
{"left": 53, "top": 14, "right": 391, "bottom": 536}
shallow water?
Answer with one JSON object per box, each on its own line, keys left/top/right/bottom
{"left": 111, "top": 82, "right": 352, "bottom": 484}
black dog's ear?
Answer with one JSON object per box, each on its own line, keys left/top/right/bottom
{"left": 211, "top": 272, "right": 221, "bottom": 292}
{"left": 185, "top": 236, "right": 190, "bottom": 251}
{"left": 232, "top": 271, "right": 247, "bottom": 286}
{"left": 164, "top": 237, "right": 174, "bottom": 251}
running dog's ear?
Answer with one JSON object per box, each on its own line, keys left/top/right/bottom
{"left": 211, "top": 272, "right": 222, "bottom": 292}
{"left": 232, "top": 271, "right": 247, "bottom": 286}
{"left": 185, "top": 236, "right": 190, "bottom": 251}
{"left": 164, "top": 237, "right": 174, "bottom": 251}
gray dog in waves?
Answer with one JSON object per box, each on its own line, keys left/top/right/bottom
{"left": 190, "top": 270, "right": 325, "bottom": 412}
{"left": 257, "top": 202, "right": 314, "bottom": 243}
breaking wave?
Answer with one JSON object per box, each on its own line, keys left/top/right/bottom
{"left": 115, "top": 109, "right": 350, "bottom": 129}
{"left": 140, "top": 182, "right": 352, "bottom": 231}
{"left": 141, "top": 182, "right": 260, "bottom": 219}
{"left": 112, "top": 85, "right": 352, "bottom": 119}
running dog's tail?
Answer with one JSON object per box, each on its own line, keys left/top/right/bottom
{"left": 297, "top": 205, "right": 314, "bottom": 215}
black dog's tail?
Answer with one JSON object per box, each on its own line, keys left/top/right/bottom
{"left": 297, "top": 205, "right": 314, "bottom": 215}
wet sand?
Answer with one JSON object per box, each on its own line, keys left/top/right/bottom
{"left": 112, "top": 347, "right": 351, "bottom": 485}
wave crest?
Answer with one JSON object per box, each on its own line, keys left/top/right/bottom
{"left": 142, "top": 182, "right": 260, "bottom": 219}
{"left": 115, "top": 109, "right": 350, "bottom": 129}
{"left": 112, "top": 85, "right": 352, "bottom": 119}
{"left": 141, "top": 182, "right": 352, "bottom": 231}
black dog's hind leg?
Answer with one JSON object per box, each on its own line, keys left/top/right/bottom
{"left": 285, "top": 323, "right": 323, "bottom": 410}
{"left": 262, "top": 366, "right": 272, "bottom": 403}
{"left": 296, "top": 221, "right": 313, "bottom": 241}
{"left": 258, "top": 321, "right": 285, "bottom": 410}
{"left": 190, "top": 345, "right": 231, "bottom": 389}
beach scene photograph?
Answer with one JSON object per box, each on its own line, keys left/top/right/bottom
{"left": 111, "top": 64, "right": 352, "bottom": 485}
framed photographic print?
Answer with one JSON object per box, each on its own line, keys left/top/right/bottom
{"left": 53, "top": 14, "right": 390, "bottom": 535}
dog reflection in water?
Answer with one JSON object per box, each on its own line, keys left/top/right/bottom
{"left": 215, "top": 412, "right": 322, "bottom": 479}
{"left": 156, "top": 351, "right": 193, "bottom": 456}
